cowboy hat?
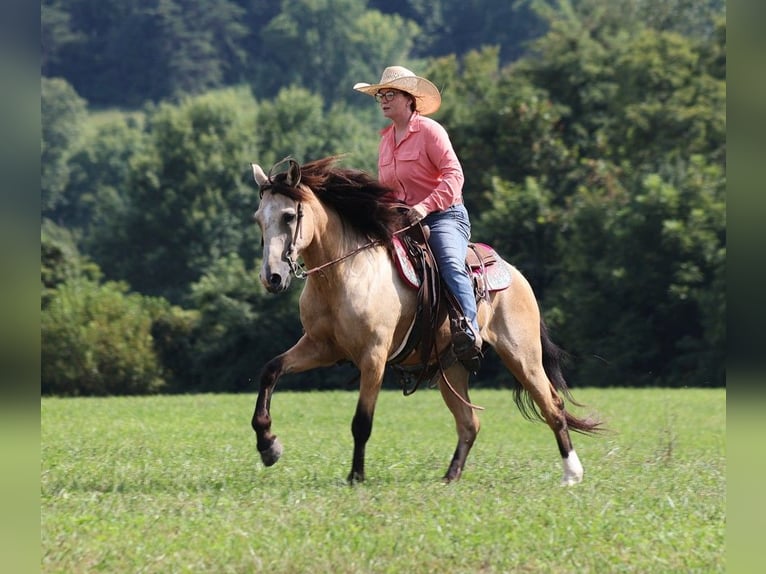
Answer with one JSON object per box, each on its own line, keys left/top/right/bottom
{"left": 353, "top": 66, "right": 441, "bottom": 115}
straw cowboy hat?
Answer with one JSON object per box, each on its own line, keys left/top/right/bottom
{"left": 353, "top": 66, "right": 442, "bottom": 115}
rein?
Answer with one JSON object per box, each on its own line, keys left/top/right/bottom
{"left": 285, "top": 209, "right": 414, "bottom": 279}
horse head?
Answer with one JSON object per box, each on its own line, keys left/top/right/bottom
{"left": 251, "top": 158, "right": 311, "bottom": 293}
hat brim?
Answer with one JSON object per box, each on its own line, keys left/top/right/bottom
{"left": 353, "top": 76, "right": 441, "bottom": 115}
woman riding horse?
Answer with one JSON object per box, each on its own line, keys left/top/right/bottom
{"left": 250, "top": 156, "right": 601, "bottom": 485}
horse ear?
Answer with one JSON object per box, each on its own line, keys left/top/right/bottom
{"left": 251, "top": 163, "right": 268, "bottom": 187}
{"left": 285, "top": 159, "right": 301, "bottom": 187}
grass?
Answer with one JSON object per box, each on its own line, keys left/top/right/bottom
{"left": 41, "top": 387, "right": 725, "bottom": 573}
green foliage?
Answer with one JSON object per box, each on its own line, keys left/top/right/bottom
{"left": 41, "top": 219, "right": 101, "bottom": 307}
{"left": 41, "top": 77, "right": 87, "bottom": 214}
{"left": 42, "top": 0, "right": 249, "bottom": 106}
{"left": 432, "top": 48, "right": 575, "bottom": 213}
{"left": 371, "top": 0, "right": 548, "bottom": 62}
{"left": 41, "top": 277, "right": 169, "bottom": 396}
{"left": 475, "top": 176, "right": 558, "bottom": 292}
{"left": 253, "top": 86, "right": 380, "bottom": 170}
{"left": 254, "top": 0, "right": 419, "bottom": 105}
{"left": 175, "top": 254, "right": 303, "bottom": 393}
{"left": 612, "top": 28, "right": 726, "bottom": 167}
{"left": 41, "top": 0, "right": 82, "bottom": 69}
{"left": 92, "top": 88, "right": 261, "bottom": 303}
{"left": 553, "top": 156, "right": 725, "bottom": 387}
{"left": 521, "top": 0, "right": 725, "bottom": 172}
{"left": 254, "top": 87, "right": 333, "bottom": 167}
{"left": 163, "top": 254, "right": 358, "bottom": 393}
{"left": 58, "top": 112, "right": 146, "bottom": 237}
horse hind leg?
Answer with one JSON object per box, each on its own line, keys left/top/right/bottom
{"left": 520, "top": 371, "right": 584, "bottom": 486}
{"left": 438, "top": 364, "right": 481, "bottom": 483}
{"left": 494, "top": 336, "right": 587, "bottom": 486}
{"left": 548, "top": 391, "right": 584, "bottom": 486}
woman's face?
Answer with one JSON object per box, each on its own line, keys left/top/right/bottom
{"left": 375, "top": 89, "right": 413, "bottom": 121}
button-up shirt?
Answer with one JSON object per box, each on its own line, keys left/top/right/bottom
{"left": 377, "top": 113, "right": 465, "bottom": 215}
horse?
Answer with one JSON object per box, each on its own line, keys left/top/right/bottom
{"left": 249, "top": 156, "right": 601, "bottom": 485}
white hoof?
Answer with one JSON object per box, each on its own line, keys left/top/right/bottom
{"left": 259, "top": 438, "right": 283, "bottom": 467}
{"left": 560, "top": 450, "right": 583, "bottom": 486}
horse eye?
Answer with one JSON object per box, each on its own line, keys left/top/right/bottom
{"left": 283, "top": 213, "right": 296, "bottom": 224}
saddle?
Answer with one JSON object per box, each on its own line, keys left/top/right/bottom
{"left": 391, "top": 235, "right": 512, "bottom": 294}
{"left": 387, "top": 224, "right": 512, "bottom": 392}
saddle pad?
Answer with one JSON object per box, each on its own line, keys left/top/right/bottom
{"left": 391, "top": 237, "right": 512, "bottom": 292}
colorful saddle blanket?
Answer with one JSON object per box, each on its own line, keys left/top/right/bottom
{"left": 392, "top": 236, "right": 512, "bottom": 292}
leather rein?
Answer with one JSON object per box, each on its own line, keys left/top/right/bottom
{"left": 281, "top": 200, "right": 413, "bottom": 279}
{"left": 259, "top": 156, "right": 411, "bottom": 278}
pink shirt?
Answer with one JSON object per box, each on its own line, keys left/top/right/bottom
{"left": 377, "top": 113, "right": 465, "bottom": 214}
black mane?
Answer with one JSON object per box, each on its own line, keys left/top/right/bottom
{"left": 266, "top": 156, "right": 406, "bottom": 243}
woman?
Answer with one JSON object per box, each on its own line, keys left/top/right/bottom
{"left": 353, "top": 66, "right": 483, "bottom": 370}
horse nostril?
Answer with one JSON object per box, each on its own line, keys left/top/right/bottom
{"left": 268, "top": 274, "right": 282, "bottom": 287}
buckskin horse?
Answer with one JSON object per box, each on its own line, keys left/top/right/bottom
{"left": 249, "top": 156, "right": 601, "bottom": 485}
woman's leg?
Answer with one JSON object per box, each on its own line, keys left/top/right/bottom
{"left": 423, "top": 205, "right": 482, "bottom": 368}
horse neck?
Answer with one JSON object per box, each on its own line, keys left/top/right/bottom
{"left": 301, "top": 201, "right": 368, "bottom": 273}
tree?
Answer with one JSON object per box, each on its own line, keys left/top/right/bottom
{"left": 41, "top": 0, "right": 83, "bottom": 70}
{"left": 42, "top": 0, "right": 248, "bottom": 106}
{"left": 89, "top": 88, "right": 261, "bottom": 303}
{"left": 611, "top": 27, "right": 726, "bottom": 168}
{"left": 369, "top": 0, "right": 548, "bottom": 62}
{"left": 41, "top": 219, "right": 101, "bottom": 308}
{"left": 252, "top": 86, "right": 380, "bottom": 170}
{"left": 431, "top": 49, "right": 575, "bottom": 215}
{"left": 58, "top": 113, "right": 146, "bottom": 241}
{"left": 552, "top": 156, "right": 725, "bottom": 387}
{"left": 255, "top": 0, "right": 419, "bottom": 105}
{"left": 520, "top": 0, "right": 725, "bottom": 171}
{"left": 42, "top": 276, "right": 170, "bottom": 395}
{"left": 41, "top": 77, "right": 87, "bottom": 215}
{"left": 184, "top": 254, "right": 303, "bottom": 392}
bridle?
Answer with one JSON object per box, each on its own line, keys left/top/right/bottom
{"left": 282, "top": 201, "right": 308, "bottom": 278}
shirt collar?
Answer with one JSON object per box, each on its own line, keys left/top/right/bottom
{"left": 379, "top": 111, "right": 423, "bottom": 137}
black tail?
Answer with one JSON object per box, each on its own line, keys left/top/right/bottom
{"left": 513, "top": 318, "right": 604, "bottom": 435}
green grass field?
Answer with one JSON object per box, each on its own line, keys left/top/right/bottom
{"left": 41, "top": 388, "right": 725, "bottom": 573}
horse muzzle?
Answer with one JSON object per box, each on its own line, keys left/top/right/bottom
{"left": 262, "top": 271, "right": 291, "bottom": 293}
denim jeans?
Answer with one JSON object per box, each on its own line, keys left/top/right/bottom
{"left": 422, "top": 204, "right": 478, "bottom": 332}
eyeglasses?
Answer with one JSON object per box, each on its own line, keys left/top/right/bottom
{"left": 374, "top": 90, "right": 398, "bottom": 103}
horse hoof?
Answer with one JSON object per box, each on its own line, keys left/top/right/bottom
{"left": 560, "top": 475, "right": 582, "bottom": 486}
{"left": 347, "top": 471, "right": 365, "bottom": 484}
{"left": 259, "top": 439, "right": 283, "bottom": 467}
{"left": 560, "top": 450, "right": 583, "bottom": 486}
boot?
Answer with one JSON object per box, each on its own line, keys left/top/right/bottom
{"left": 451, "top": 317, "right": 483, "bottom": 372}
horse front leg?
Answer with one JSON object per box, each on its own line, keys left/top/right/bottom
{"left": 252, "top": 356, "right": 284, "bottom": 466}
{"left": 252, "top": 334, "right": 339, "bottom": 468}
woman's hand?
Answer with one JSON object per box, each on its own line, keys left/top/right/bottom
{"left": 407, "top": 205, "right": 428, "bottom": 225}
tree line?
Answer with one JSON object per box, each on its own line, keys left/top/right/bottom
{"left": 41, "top": 0, "right": 726, "bottom": 395}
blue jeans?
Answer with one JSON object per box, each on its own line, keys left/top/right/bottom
{"left": 422, "top": 204, "right": 478, "bottom": 332}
